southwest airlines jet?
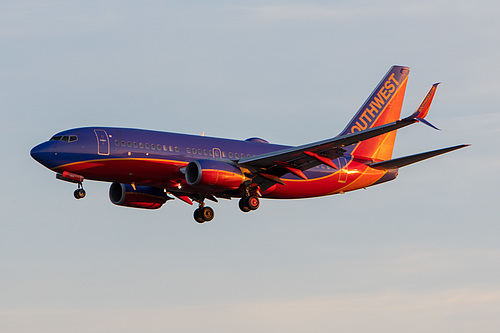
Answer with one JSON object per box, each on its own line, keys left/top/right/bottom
{"left": 31, "top": 66, "right": 468, "bottom": 223}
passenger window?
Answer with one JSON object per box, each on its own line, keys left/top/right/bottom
{"left": 163, "top": 145, "right": 167, "bottom": 151}
{"left": 209, "top": 150, "right": 213, "bottom": 156}
{"left": 115, "top": 140, "right": 119, "bottom": 146}
{"left": 127, "top": 141, "right": 132, "bottom": 147}
{"left": 151, "top": 144, "right": 155, "bottom": 150}
{"left": 187, "top": 148, "right": 191, "bottom": 154}
{"left": 235, "top": 153, "right": 239, "bottom": 158}
{"left": 121, "top": 141, "right": 126, "bottom": 147}
{"left": 229, "top": 152, "right": 233, "bottom": 158}
{"left": 157, "top": 144, "right": 161, "bottom": 150}
{"left": 169, "top": 146, "right": 173, "bottom": 152}
{"left": 203, "top": 149, "right": 207, "bottom": 155}
{"left": 192, "top": 148, "right": 197, "bottom": 155}
{"left": 145, "top": 143, "right": 150, "bottom": 149}
{"left": 222, "top": 152, "right": 226, "bottom": 158}
{"left": 198, "top": 149, "right": 202, "bottom": 155}
{"left": 133, "top": 142, "right": 138, "bottom": 148}
{"left": 175, "top": 147, "right": 179, "bottom": 152}
{"left": 139, "top": 142, "right": 143, "bottom": 148}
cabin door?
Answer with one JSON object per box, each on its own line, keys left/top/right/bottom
{"left": 94, "top": 129, "right": 110, "bottom": 155}
{"left": 212, "top": 148, "right": 222, "bottom": 159}
{"left": 337, "top": 157, "right": 348, "bottom": 183}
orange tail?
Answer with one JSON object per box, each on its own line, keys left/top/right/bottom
{"left": 340, "top": 66, "right": 409, "bottom": 161}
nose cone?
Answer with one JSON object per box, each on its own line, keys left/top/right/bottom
{"left": 30, "top": 142, "right": 53, "bottom": 167}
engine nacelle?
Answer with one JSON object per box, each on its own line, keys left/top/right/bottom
{"left": 185, "top": 159, "right": 245, "bottom": 191}
{"left": 109, "top": 183, "right": 168, "bottom": 209}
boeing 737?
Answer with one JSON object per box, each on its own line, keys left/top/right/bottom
{"left": 30, "top": 66, "right": 468, "bottom": 223}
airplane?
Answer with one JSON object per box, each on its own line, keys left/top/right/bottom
{"left": 30, "top": 65, "right": 468, "bottom": 223}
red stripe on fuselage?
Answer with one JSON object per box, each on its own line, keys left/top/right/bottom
{"left": 266, "top": 160, "right": 388, "bottom": 199}
{"left": 54, "top": 155, "right": 388, "bottom": 199}
{"left": 54, "top": 158, "right": 188, "bottom": 188}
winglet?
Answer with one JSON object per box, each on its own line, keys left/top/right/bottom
{"left": 404, "top": 83, "right": 440, "bottom": 130}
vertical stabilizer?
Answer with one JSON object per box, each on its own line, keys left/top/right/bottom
{"left": 340, "top": 66, "right": 409, "bottom": 161}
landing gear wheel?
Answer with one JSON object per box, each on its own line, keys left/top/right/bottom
{"left": 246, "top": 196, "right": 260, "bottom": 211}
{"left": 194, "top": 206, "right": 215, "bottom": 223}
{"left": 239, "top": 198, "right": 251, "bottom": 213}
{"left": 200, "top": 206, "right": 214, "bottom": 222}
{"left": 194, "top": 209, "right": 205, "bottom": 223}
{"left": 74, "top": 188, "right": 86, "bottom": 199}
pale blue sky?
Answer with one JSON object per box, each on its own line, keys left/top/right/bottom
{"left": 1, "top": 1, "right": 499, "bottom": 332}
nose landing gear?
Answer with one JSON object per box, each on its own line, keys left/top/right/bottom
{"left": 56, "top": 172, "right": 86, "bottom": 200}
{"left": 73, "top": 184, "right": 86, "bottom": 199}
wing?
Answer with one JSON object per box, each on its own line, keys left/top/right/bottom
{"left": 238, "top": 83, "right": 441, "bottom": 183}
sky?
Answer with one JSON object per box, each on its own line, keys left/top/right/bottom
{"left": 1, "top": 1, "right": 500, "bottom": 332}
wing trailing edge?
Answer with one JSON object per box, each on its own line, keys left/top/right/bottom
{"left": 239, "top": 81, "right": 443, "bottom": 171}
{"left": 369, "top": 144, "right": 470, "bottom": 170}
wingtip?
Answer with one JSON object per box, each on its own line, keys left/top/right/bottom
{"left": 417, "top": 118, "right": 440, "bottom": 130}
{"left": 447, "top": 144, "right": 471, "bottom": 151}
{"left": 404, "top": 82, "right": 440, "bottom": 123}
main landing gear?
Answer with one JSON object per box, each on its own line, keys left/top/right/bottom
{"left": 193, "top": 202, "right": 214, "bottom": 223}
{"left": 239, "top": 195, "right": 260, "bottom": 213}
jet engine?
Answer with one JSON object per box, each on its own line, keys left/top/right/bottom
{"left": 109, "top": 183, "right": 168, "bottom": 209}
{"left": 185, "top": 159, "right": 245, "bottom": 191}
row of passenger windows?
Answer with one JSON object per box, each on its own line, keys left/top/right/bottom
{"left": 114, "top": 140, "right": 179, "bottom": 152}
{"left": 186, "top": 147, "right": 251, "bottom": 159}
{"left": 50, "top": 135, "right": 78, "bottom": 142}
{"left": 113, "top": 139, "right": 333, "bottom": 169}
{"left": 114, "top": 139, "right": 253, "bottom": 159}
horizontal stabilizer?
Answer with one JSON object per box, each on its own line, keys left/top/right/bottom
{"left": 369, "top": 144, "right": 469, "bottom": 170}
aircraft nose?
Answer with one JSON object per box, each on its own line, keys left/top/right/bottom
{"left": 30, "top": 142, "right": 52, "bottom": 166}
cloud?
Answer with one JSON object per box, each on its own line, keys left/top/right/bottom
{"left": 2, "top": 288, "right": 500, "bottom": 333}
{"left": 247, "top": 2, "right": 437, "bottom": 21}
{"left": 251, "top": 5, "right": 348, "bottom": 20}
{"left": 0, "top": 0, "right": 124, "bottom": 39}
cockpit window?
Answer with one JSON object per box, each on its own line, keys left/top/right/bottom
{"left": 49, "top": 135, "right": 78, "bottom": 142}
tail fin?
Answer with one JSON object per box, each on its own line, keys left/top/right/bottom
{"left": 340, "top": 65, "right": 410, "bottom": 161}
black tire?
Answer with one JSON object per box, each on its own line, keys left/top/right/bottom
{"left": 74, "top": 189, "right": 86, "bottom": 199}
{"left": 201, "top": 206, "right": 214, "bottom": 222}
{"left": 194, "top": 209, "right": 205, "bottom": 223}
{"left": 239, "top": 198, "right": 251, "bottom": 212}
{"left": 246, "top": 196, "right": 260, "bottom": 210}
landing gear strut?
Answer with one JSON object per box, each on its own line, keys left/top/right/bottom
{"left": 193, "top": 201, "right": 214, "bottom": 223}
